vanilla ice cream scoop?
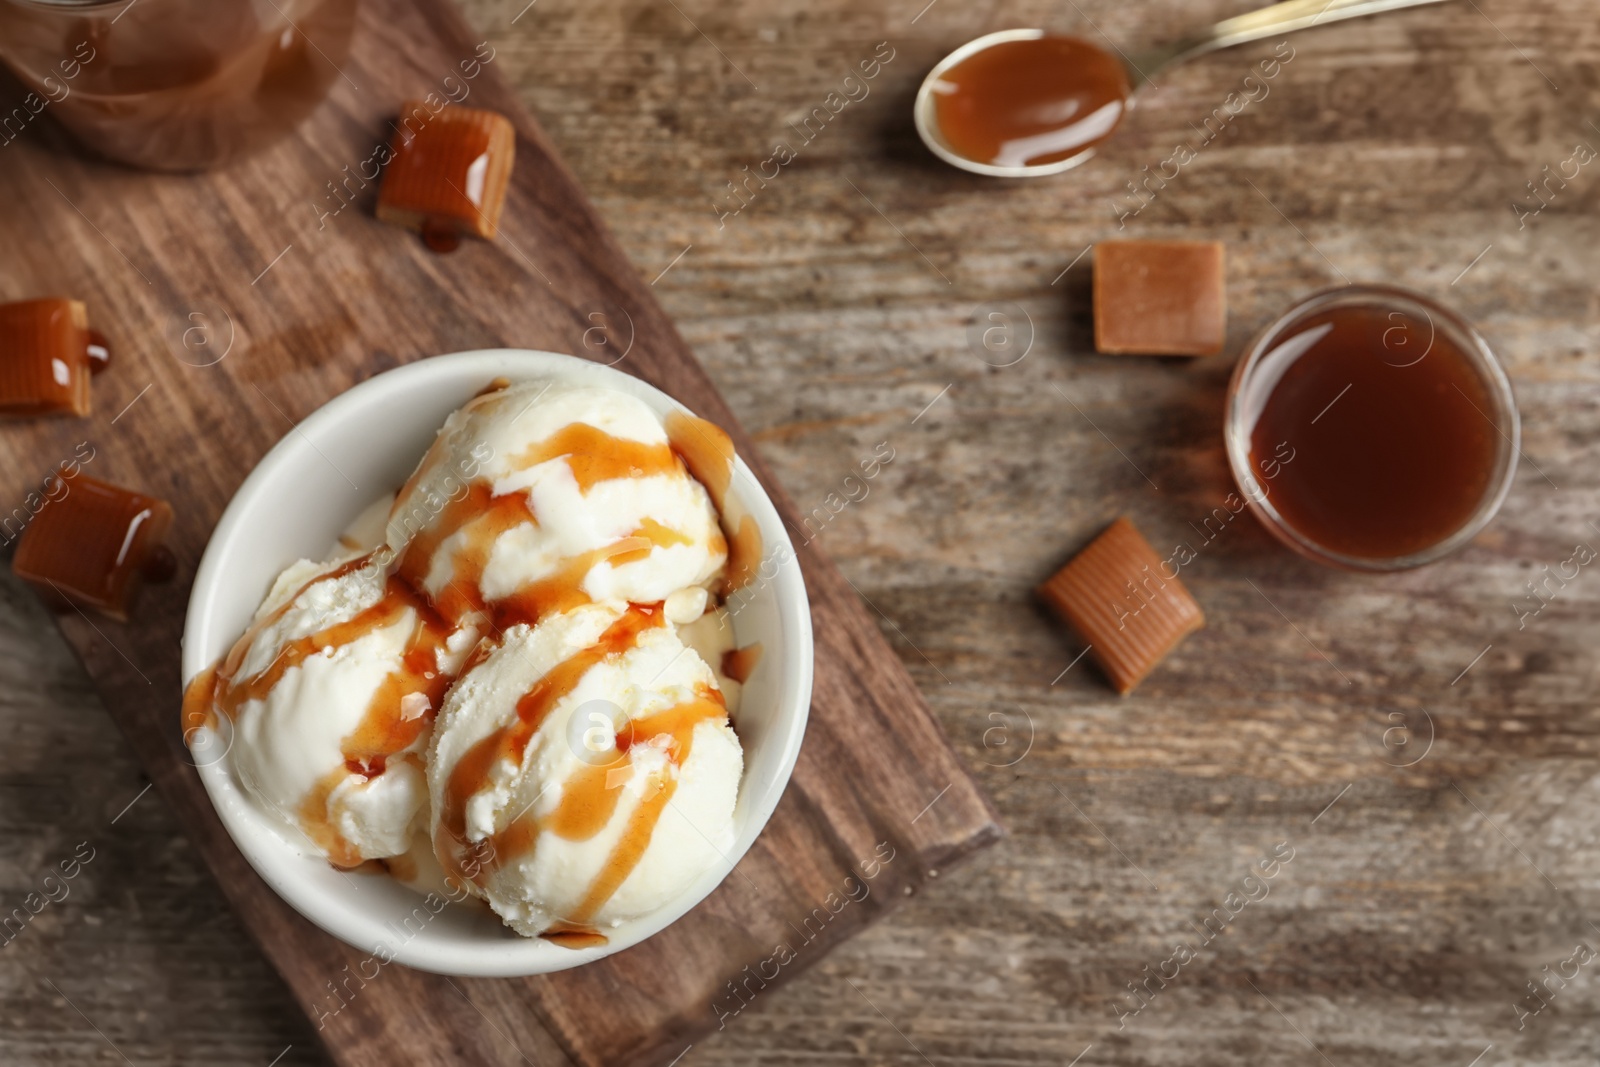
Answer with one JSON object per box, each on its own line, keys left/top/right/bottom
{"left": 428, "top": 601, "right": 742, "bottom": 937}
{"left": 386, "top": 379, "right": 728, "bottom": 630}
{"left": 203, "top": 552, "right": 477, "bottom": 866}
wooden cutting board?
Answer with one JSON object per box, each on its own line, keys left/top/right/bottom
{"left": 0, "top": 2, "right": 1000, "bottom": 1064}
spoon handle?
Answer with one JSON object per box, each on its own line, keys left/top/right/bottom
{"left": 1128, "top": 0, "right": 1456, "bottom": 86}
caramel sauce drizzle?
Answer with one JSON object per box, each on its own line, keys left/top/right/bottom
{"left": 300, "top": 768, "right": 364, "bottom": 868}
{"left": 397, "top": 484, "right": 534, "bottom": 624}
{"left": 724, "top": 515, "right": 760, "bottom": 591}
{"left": 612, "top": 517, "right": 693, "bottom": 562}
{"left": 219, "top": 553, "right": 377, "bottom": 684}
{"left": 543, "top": 759, "right": 629, "bottom": 842}
{"left": 721, "top": 642, "right": 763, "bottom": 685}
{"left": 664, "top": 411, "right": 733, "bottom": 513}
{"left": 184, "top": 551, "right": 458, "bottom": 867}
{"left": 180, "top": 665, "right": 220, "bottom": 737}
{"left": 435, "top": 604, "right": 666, "bottom": 883}
{"left": 540, "top": 923, "right": 608, "bottom": 950}
{"left": 398, "top": 423, "right": 715, "bottom": 630}
{"left": 566, "top": 774, "right": 678, "bottom": 924}
{"left": 437, "top": 609, "right": 731, "bottom": 941}
{"left": 546, "top": 688, "right": 727, "bottom": 845}
{"left": 533, "top": 688, "right": 729, "bottom": 949}
{"left": 558, "top": 688, "right": 727, "bottom": 927}
{"left": 183, "top": 552, "right": 378, "bottom": 739}
{"left": 664, "top": 411, "right": 760, "bottom": 592}
{"left": 514, "top": 422, "right": 681, "bottom": 492}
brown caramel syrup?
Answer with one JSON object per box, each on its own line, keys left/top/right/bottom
{"left": 420, "top": 220, "right": 462, "bottom": 254}
{"left": 541, "top": 923, "right": 608, "bottom": 950}
{"left": 1247, "top": 305, "right": 1500, "bottom": 561}
{"left": 0, "top": 0, "right": 357, "bottom": 172}
{"left": 721, "top": 643, "right": 762, "bottom": 684}
{"left": 931, "top": 36, "right": 1130, "bottom": 169}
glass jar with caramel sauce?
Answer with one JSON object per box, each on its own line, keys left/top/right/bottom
{"left": 0, "top": 0, "right": 358, "bottom": 171}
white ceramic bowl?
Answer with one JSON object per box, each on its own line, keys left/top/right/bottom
{"left": 181, "top": 349, "right": 813, "bottom": 977}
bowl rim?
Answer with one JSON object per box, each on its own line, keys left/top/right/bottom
{"left": 1223, "top": 284, "right": 1521, "bottom": 571}
{"left": 180, "top": 348, "right": 814, "bottom": 976}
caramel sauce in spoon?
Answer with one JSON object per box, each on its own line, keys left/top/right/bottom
{"left": 930, "top": 36, "right": 1131, "bottom": 169}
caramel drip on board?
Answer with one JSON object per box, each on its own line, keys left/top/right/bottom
{"left": 421, "top": 220, "right": 462, "bottom": 254}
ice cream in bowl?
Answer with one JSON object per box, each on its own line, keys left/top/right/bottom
{"left": 180, "top": 350, "right": 812, "bottom": 976}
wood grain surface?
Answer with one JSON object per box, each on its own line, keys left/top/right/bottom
{"left": 0, "top": 1, "right": 1003, "bottom": 1065}
{"left": 3, "top": 0, "right": 1600, "bottom": 1064}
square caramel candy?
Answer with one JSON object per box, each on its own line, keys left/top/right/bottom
{"left": 13, "top": 474, "right": 174, "bottom": 621}
{"left": 1093, "top": 240, "right": 1226, "bottom": 356}
{"left": 377, "top": 102, "right": 516, "bottom": 243}
{"left": 0, "top": 298, "right": 107, "bottom": 417}
{"left": 1037, "top": 516, "right": 1204, "bottom": 694}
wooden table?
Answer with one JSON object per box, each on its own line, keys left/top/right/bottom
{"left": 3, "top": 0, "right": 1597, "bottom": 1063}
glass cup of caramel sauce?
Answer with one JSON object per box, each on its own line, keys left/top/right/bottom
{"left": 1225, "top": 285, "right": 1519, "bottom": 571}
{"left": 0, "top": 0, "right": 358, "bottom": 171}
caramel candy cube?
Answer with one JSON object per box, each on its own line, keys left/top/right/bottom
{"left": 1037, "top": 516, "right": 1204, "bottom": 694}
{"left": 1093, "top": 240, "right": 1226, "bottom": 356}
{"left": 0, "top": 298, "right": 100, "bottom": 416}
{"left": 377, "top": 102, "right": 516, "bottom": 242}
{"left": 13, "top": 474, "right": 174, "bottom": 621}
